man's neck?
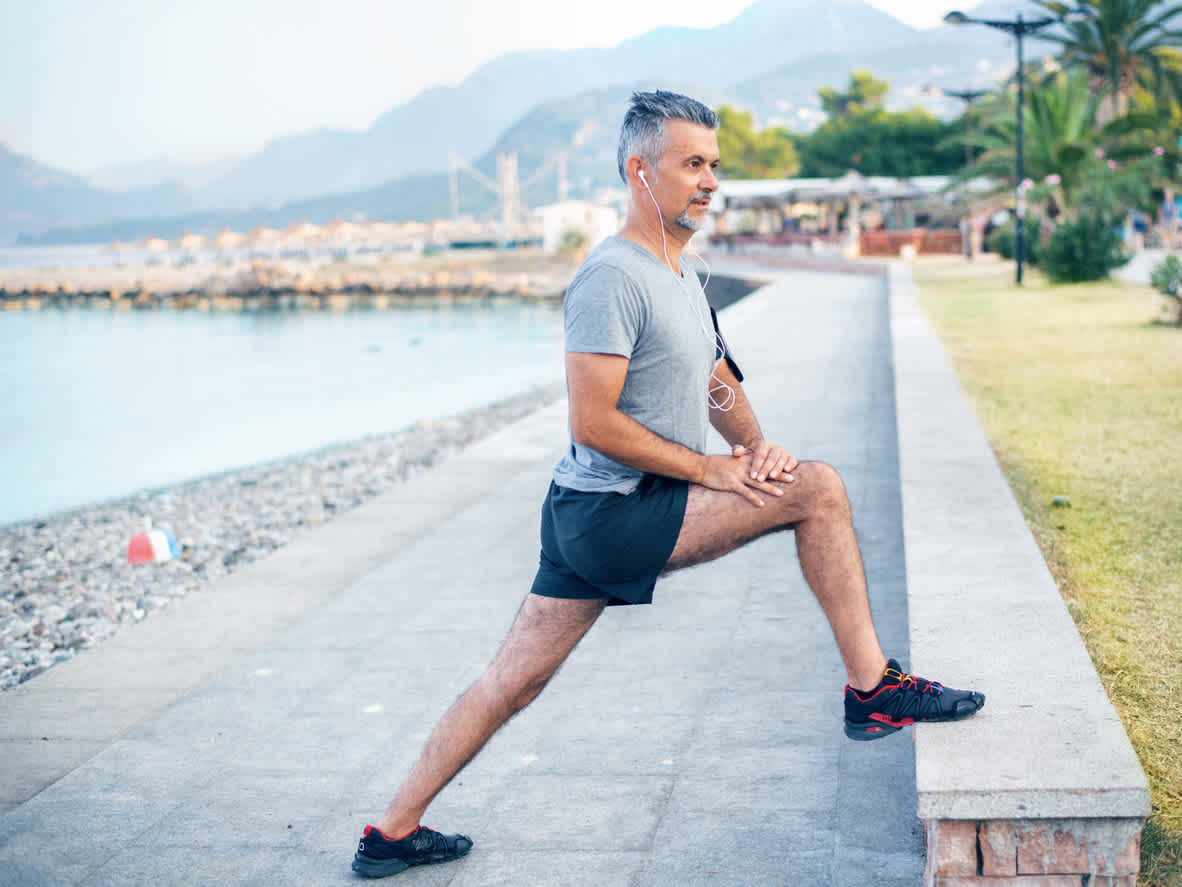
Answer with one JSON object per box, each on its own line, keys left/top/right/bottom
{"left": 618, "top": 214, "right": 690, "bottom": 274}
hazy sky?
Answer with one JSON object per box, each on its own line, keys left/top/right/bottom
{"left": 0, "top": 0, "right": 962, "bottom": 175}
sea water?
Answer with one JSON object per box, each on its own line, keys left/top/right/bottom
{"left": 0, "top": 303, "right": 565, "bottom": 526}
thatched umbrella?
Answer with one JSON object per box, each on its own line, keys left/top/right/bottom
{"left": 792, "top": 171, "right": 875, "bottom": 237}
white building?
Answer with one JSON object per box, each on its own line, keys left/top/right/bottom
{"left": 535, "top": 201, "right": 619, "bottom": 253}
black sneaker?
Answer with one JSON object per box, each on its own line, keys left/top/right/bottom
{"left": 844, "top": 658, "right": 985, "bottom": 741}
{"left": 352, "top": 825, "right": 473, "bottom": 878}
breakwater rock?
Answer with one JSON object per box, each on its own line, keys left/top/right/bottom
{"left": 0, "top": 383, "right": 564, "bottom": 692}
{"left": 0, "top": 255, "right": 578, "bottom": 311}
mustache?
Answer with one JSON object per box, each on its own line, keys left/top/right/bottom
{"left": 687, "top": 192, "right": 711, "bottom": 204}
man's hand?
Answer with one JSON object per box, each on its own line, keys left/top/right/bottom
{"left": 699, "top": 445, "right": 795, "bottom": 508}
{"left": 733, "top": 441, "right": 798, "bottom": 485}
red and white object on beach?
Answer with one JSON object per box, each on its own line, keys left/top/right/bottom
{"left": 127, "top": 528, "right": 179, "bottom": 564}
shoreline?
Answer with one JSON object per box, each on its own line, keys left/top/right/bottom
{"left": 0, "top": 382, "right": 565, "bottom": 692}
{"left": 0, "top": 250, "right": 579, "bottom": 311}
{"left": 0, "top": 267, "right": 764, "bottom": 693}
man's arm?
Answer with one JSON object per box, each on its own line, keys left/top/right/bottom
{"left": 566, "top": 351, "right": 788, "bottom": 507}
{"left": 708, "top": 358, "right": 799, "bottom": 484}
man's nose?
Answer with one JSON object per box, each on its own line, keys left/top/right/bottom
{"left": 701, "top": 167, "right": 718, "bottom": 191}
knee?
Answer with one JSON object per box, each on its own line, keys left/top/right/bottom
{"left": 508, "top": 673, "right": 548, "bottom": 713}
{"left": 485, "top": 665, "right": 550, "bottom": 717}
{"left": 794, "top": 460, "right": 850, "bottom": 516}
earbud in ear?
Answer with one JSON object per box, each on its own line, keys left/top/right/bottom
{"left": 638, "top": 169, "right": 647, "bottom": 183}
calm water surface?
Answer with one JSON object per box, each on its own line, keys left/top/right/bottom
{"left": 0, "top": 304, "right": 565, "bottom": 526}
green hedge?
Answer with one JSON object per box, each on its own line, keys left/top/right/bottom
{"left": 1040, "top": 213, "right": 1128, "bottom": 283}
{"left": 985, "top": 220, "right": 1040, "bottom": 266}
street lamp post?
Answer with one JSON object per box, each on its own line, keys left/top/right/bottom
{"left": 932, "top": 86, "right": 990, "bottom": 257}
{"left": 944, "top": 10, "right": 1061, "bottom": 285}
{"left": 942, "top": 88, "right": 990, "bottom": 170}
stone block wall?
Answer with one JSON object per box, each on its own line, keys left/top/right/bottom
{"left": 924, "top": 818, "right": 1144, "bottom": 886}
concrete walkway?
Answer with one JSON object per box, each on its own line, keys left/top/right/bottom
{"left": 1112, "top": 245, "right": 1169, "bottom": 285}
{"left": 0, "top": 266, "right": 927, "bottom": 886}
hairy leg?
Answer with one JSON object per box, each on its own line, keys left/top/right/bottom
{"left": 376, "top": 594, "right": 606, "bottom": 837}
{"left": 664, "top": 460, "right": 887, "bottom": 690}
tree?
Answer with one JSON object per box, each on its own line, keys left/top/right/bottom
{"left": 961, "top": 69, "right": 1158, "bottom": 213}
{"left": 1034, "top": 0, "right": 1182, "bottom": 119}
{"left": 817, "top": 69, "right": 890, "bottom": 117}
{"left": 715, "top": 105, "right": 800, "bottom": 179}
{"left": 796, "top": 108, "right": 962, "bottom": 177}
{"left": 796, "top": 70, "right": 962, "bottom": 176}
{"left": 1123, "top": 46, "right": 1182, "bottom": 161}
{"left": 962, "top": 69, "right": 1170, "bottom": 281}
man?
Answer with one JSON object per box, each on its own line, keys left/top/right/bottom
{"left": 351, "top": 90, "right": 984, "bottom": 879}
{"left": 1160, "top": 188, "right": 1179, "bottom": 250}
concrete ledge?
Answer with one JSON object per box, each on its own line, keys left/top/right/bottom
{"left": 887, "top": 263, "right": 1151, "bottom": 884}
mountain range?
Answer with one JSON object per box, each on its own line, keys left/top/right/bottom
{"left": 4, "top": 0, "right": 1055, "bottom": 245}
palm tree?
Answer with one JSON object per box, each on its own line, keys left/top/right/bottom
{"left": 961, "top": 68, "right": 1157, "bottom": 213}
{"left": 1034, "top": 0, "right": 1182, "bottom": 119}
{"left": 965, "top": 70, "right": 1098, "bottom": 208}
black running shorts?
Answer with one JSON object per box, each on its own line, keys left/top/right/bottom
{"left": 530, "top": 475, "right": 689, "bottom": 606}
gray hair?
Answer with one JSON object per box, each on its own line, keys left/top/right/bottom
{"left": 617, "top": 90, "right": 719, "bottom": 185}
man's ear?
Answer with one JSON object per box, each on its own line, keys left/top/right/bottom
{"left": 626, "top": 156, "right": 647, "bottom": 187}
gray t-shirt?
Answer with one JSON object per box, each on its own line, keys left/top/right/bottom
{"left": 552, "top": 235, "right": 717, "bottom": 493}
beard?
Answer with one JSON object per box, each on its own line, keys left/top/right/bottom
{"left": 675, "top": 192, "right": 711, "bottom": 232}
{"left": 676, "top": 210, "right": 704, "bottom": 232}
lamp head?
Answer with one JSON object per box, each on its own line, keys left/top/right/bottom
{"left": 1061, "top": 7, "right": 1095, "bottom": 24}
{"left": 944, "top": 10, "right": 970, "bottom": 24}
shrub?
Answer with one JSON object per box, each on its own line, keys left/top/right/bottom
{"left": 1149, "top": 254, "right": 1182, "bottom": 325}
{"left": 985, "top": 222, "right": 1013, "bottom": 258}
{"left": 1040, "top": 212, "right": 1129, "bottom": 283}
{"left": 985, "top": 220, "right": 1039, "bottom": 266}
{"left": 558, "top": 228, "right": 588, "bottom": 255}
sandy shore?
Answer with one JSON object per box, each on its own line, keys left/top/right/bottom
{"left": 0, "top": 383, "right": 564, "bottom": 692}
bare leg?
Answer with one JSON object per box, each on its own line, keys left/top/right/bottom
{"left": 376, "top": 594, "right": 606, "bottom": 837}
{"left": 664, "top": 460, "right": 888, "bottom": 691}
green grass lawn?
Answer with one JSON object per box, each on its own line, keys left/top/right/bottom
{"left": 911, "top": 257, "right": 1182, "bottom": 886}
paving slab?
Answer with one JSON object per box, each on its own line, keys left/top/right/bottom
{"left": 0, "top": 265, "right": 923, "bottom": 886}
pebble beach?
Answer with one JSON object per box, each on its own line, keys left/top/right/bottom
{"left": 0, "top": 382, "right": 564, "bottom": 692}
{"left": 0, "top": 245, "right": 761, "bottom": 694}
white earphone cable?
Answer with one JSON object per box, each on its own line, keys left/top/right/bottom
{"left": 640, "top": 174, "right": 734, "bottom": 411}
